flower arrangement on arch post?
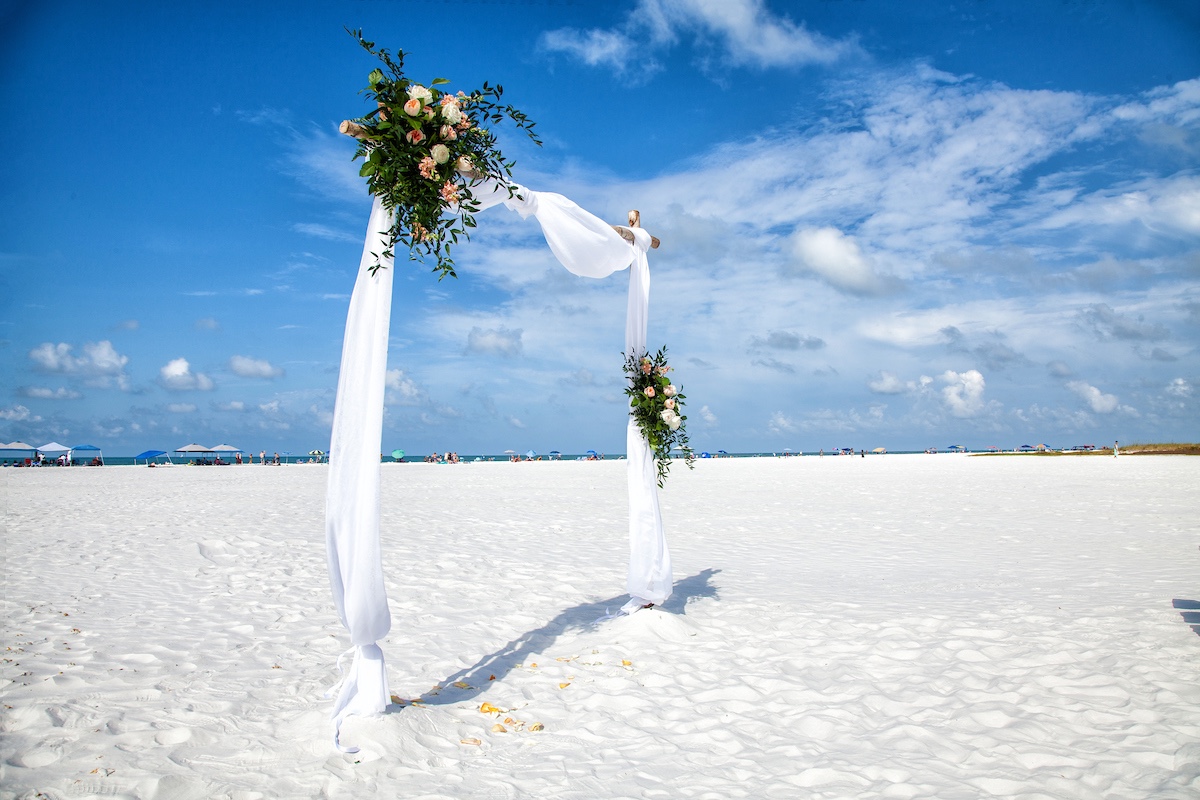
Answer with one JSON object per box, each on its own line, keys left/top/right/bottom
{"left": 344, "top": 29, "right": 542, "bottom": 279}
{"left": 623, "top": 347, "right": 696, "bottom": 487}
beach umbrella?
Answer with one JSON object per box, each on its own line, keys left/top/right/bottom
{"left": 212, "top": 444, "right": 242, "bottom": 453}
{"left": 701, "top": 451, "right": 711, "bottom": 458}
{"left": 38, "top": 441, "right": 71, "bottom": 455}
{"left": 586, "top": 449, "right": 598, "bottom": 456}
{"left": 504, "top": 449, "right": 516, "bottom": 454}
{"left": 526, "top": 450, "right": 537, "bottom": 458}
{"left": 175, "top": 443, "right": 213, "bottom": 453}
{"left": 390, "top": 449, "right": 404, "bottom": 460}
{"left": 5, "top": 441, "right": 35, "bottom": 450}
{"left": 872, "top": 447, "right": 886, "bottom": 454}
{"left": 718, "top": 449, "right": 728, "bottom": 454}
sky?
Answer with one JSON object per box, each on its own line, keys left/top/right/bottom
{"left": 1, "top": 0, "right": 1198, "bottom": 456}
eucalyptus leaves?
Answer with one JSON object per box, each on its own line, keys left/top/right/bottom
{"left": 624, "top": 348, "right": 696, "bottom": 487}
{"left": 345, "top": 29, "right": 541, "bottom": 279}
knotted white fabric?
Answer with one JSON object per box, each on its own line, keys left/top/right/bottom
{"left": 325, "top": 195, "right": 394, "bottom": 752}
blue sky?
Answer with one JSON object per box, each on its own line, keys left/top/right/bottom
{"left": 2, "top": 0, "right": 1198, "bottom": 455}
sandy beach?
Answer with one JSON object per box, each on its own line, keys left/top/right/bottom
{"left": 2, "top": 454, "right": 1198, "bottom": 799}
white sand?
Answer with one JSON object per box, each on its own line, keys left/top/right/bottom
{"left": 2, "top": 454, "right": 1199, "bottom": 799}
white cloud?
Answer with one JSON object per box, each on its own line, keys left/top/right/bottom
{"left": 216, "top": 401, "right": 246, "bottom": 412}
{"left": 0, "top": 404, "right": 34, "bottom": 421}
{"left": 939, "top": 369, "right": 987, "bottom": 418}
{"left": 699, "top": 405, "right": 717, "bottom": 425}
{"left": 767, "top": 411, "right": 796, "bottom": 434}
{"left": 28, "top": 340, "right": 130, "bottom": 390}
{"left": 158, "top": 358, "right": 215, "bottom": 391}
{"left": 1067, "top": 381, "right": 1121, "bottom": 414}
{"left": 541, "top": 0, "right": 857, "bottom": 73}
{"left": 540, "top": 28, "right": 635, "bottom": 70}
{"left": 18, "top": 386, "right": 82, "bottom": 400}
{"left": 867, "top": 371, "right": 915, "bottom": 395}
{"left": 385, "top": 369, "right": 424, "bottom": 406}
{"left": 508, "top": 416, "right": 526, "bottom": 429}
{"left": 466, "top": 327, "right": 524, "bottom": 357}
{"left": 167, "top": 403, "right": 197, "bottom": 413}
{"left": 195, "top": 318, "right": 220, "bottom": 331}
{"left": 790, "top": 227, "right": 891, "bottom": 295}
{"left": 229, "top": 355, "right": 284, "bottom": 379}
{"left": 292, "top": 222, "right": 359, "bottom": 243}
{"left": 1165, "top": 377, "right": 1192, "bottom": 397}
{"left": 259, "top": 400, "right": 280, "bottom": 413}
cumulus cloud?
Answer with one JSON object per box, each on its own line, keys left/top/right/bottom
{"left": 940, "top": 369, "right": 988, "bottom": 417}
{"left": 767, "top": 410, "right": 796, "bottom": 434}
{"left": 0, "top": 404, "right": 35, "bottom": 421}
{"left": 229, "top": 355, "right": 284, "bottom": 379}
{"left": 868, "top": 371, "right": 902, "bottom": 393}
{"left": 158, "top": 358, "right": 215, "bottom": 391}
{"left": 28, "top": 340, "right": 130, "bottom": 389}
{"left": 790, "top": 227, "right": 891, "bottom": 295}
{"left": 216, "top": 401, "right": 246, "bottom": 412}
{"left": 385, "top": 369, "right": 424, "bottom": 406}
{"left": 1066, "top": 380, "right": 1133, "bottom": 415}
{"left": 466, "top": 327, "right": 523, "bottom": 357}
{"left": 699, "top": 405, "right": 718, "bottom": 425}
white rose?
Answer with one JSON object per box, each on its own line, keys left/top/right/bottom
{"left": 664, "top": 384, "right": 677, "bottom": 397}
{"left": 456, "top": 156, "right": 474, "bottom": 174}
{"left": 441, "top": 103, "right": 462, "bottom": 124}
{"left": 430, "top": 144, "right": 450, "bottom": 164}
{"left": 407, "top": 84, "right": 433, "bottom": 103}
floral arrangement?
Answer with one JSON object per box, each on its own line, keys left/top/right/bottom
{"left": 624, "top": 347, "right": 696, "bottom": 487}
{"left": 344, "top": 30, "right": 541, "bottom": 279}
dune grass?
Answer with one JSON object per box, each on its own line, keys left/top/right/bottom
{"left": 973, "top": 442, "right": 1200, "bottom": 456}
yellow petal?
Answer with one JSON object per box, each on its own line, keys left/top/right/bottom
{"left": 479, "top": 702, "right": 501, "bottom": 714}
{"left": 621, "top": 659, "right": 632, "bottom": 667}
{"left": 452, "top": 681, "right": 472, "bottom": 689}
{"left": 530, "top": 722, "right": 545, "bottom": 732}
{"left": 558, "top": 682, "right": 571, "bottom": 689}
{"left": 390, "top": 695, "right": 404, "bottom": 704}
{"left": 491, "top": 723, "right": 507, "bottom": 733}
{"left": 460, "top": 738, "right": 481, "bottom": 746}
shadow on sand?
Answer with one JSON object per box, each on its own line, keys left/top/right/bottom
{"left": 393, "top": 568, "right": 721, "bottom": 709}
{"left": 1173, "top": 598, "right": 1200, "bottom": 638}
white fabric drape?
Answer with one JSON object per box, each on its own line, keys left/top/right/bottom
{"left": 623, "top": 228, "right": 672, "bottom": 608}
{"left": 324, "top": 196, "right": 394, "bottom": 752}
{"left": 324, "top": 179, "right": 670, "bottom": 748}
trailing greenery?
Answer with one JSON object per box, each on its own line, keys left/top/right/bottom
{"left": 624, "top": 348, "right": 696, "bottom": 487}
{"left": 345, "top": 29, "right": 541, "bottom": 279}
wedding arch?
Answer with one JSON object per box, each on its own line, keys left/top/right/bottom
{"left": 322, "top": 33, "right": 691, "bottom": 750}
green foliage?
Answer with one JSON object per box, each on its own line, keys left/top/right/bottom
{"left": 345, "top": 29, "right": 542, "bottom": 279}
{"left": 623, "top": 347, "right": 696, "bottom": 487}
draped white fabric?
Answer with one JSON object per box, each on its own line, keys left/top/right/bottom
{"left": 623, "top": 228, "right": 673, "bottom": 608}
{"left": 324, "top": 196, "right": 394, "bottom": 751}
{"left": 324, "top": 180, "right": 669, "bottom": 747}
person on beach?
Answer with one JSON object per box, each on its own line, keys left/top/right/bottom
{"left": 260, "top": 450, "right": 266, "bottom": 466}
